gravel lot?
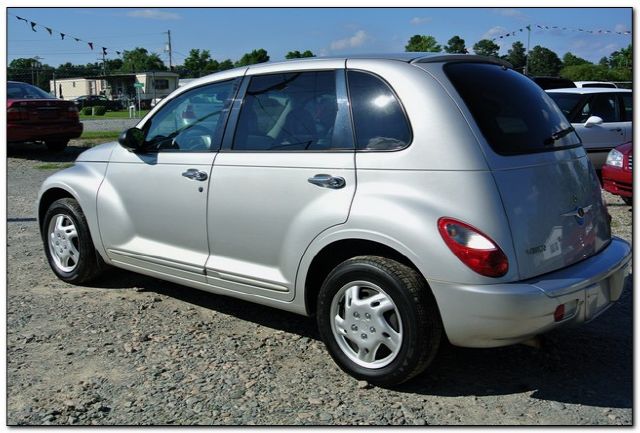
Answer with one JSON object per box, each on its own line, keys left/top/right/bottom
{"left": 80, "top": 118, "right": 140, "bottom": 132}
{"left": 7, "top": 140, "right": 633, "bottom": 425}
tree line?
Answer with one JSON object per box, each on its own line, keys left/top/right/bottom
{"left": 8, "top": 35, "right": 631, "bottom": 93}
{"left": 405, "top": 34, "right": 631, "bottom": 81}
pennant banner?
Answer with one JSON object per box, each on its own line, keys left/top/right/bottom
{"left": 491, "top": 23, "right": 631, "bottom": 41}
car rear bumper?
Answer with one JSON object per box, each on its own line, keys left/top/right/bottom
{"left": 431, "top": 237, "right": 631, "bottom": 348}
{"left": 602, "top": 165, "right": 632, "bottom": 198}
{"left": 8, "top": 122, "right": 83, "bottom": 143}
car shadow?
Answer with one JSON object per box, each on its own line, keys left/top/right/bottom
{"left": 92, "top": 268, "right": 632, "bottom": 409}
{"left": 8, "top": 142, "right": 91, "bottom": 163}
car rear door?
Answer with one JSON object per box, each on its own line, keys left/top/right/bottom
{"left": 205, "top": 61, "right": 355, "bottom": 301}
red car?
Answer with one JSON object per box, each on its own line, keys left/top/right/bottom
{"left": 7, "top": 81, "right": 83, "bottom": 152}
{"left": 602, "top": 141, "right": 632, "bottom": 205}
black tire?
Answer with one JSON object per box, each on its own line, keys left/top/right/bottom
{"left": 42, "top": 198, "right": 105, "bottom": 284}
{"left": 317, "top": 256, "right": 442, "bottom": 386}
{"left": 622, "top": 196, "right": 632, "bottom": 206}
{"left": 45, "top": 138, "right": 69, "bottom": 152}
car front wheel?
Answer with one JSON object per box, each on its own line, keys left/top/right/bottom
{"left": 45, "top": 138, "right": 69, "bottom": 152}
{"left": 317, "top": 256, "right": 442, "bottom": 386}
{"left": 42, "top": 198, "right": 105, "bottom": 284}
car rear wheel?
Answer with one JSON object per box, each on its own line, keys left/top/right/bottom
{"left": 317, "top": 256, "right": 442, "bottom": 386}
{"left": 42, "top": 198, "right": 105, "bottom": 284}
{"left": 622, "top": 197, "right": 632, "bottom": 206}
{"left": 45, "top": 139, "right": 69, "bottom": 152}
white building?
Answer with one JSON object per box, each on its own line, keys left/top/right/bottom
{"left": 51, "top": 71, "right": 179, "bottom": 106}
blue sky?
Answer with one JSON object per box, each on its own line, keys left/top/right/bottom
{"left": 7, "top": 7, "right": 632, "bottom": 68}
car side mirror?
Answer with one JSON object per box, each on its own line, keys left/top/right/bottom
{"left": 118, "top": 127, "right": 145, "bottom": 151}
{"left": 584, "top": 116, "right": 603, "bottom": 128}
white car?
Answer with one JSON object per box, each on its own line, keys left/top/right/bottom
{"left": 574, "top": 81, "right": 618, "bottom": 89}
{"left": 547, "top": 88, "right": 632, "bottom": 170}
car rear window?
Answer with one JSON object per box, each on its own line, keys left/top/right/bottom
{"left": 8, "top": 82, "right": 54, "bottom": 99}
{"left": 445, "top": 63, "right": 581, "bottom": 155}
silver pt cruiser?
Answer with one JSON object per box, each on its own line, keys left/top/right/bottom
{"left": 38, "top": 53, "right": 631, "bottom": 386}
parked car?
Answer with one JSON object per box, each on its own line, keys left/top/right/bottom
{"left": 546, "top": 88, "right": 632, "bottom": 170}
{"left": 38, "top": 53, "right": 631, "bottom": 386}
{"left": 574, "top": 81, "right": 617, "bottom": 88}
{"left": 73, "top": 95, "right": 123, "bottom": 111}
{"left": 528, "top": 76, "right": 576, "bottom": 90}
{"left": 602, "top": 141, "right": 632, "bottom": 206}
{"left": 7, "top": 81, "right": 83, "bottom": 151}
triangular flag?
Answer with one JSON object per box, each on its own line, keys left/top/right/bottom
{"left": 102, "top": 47, "right": 107, "bottom": 55}
{"left": 116, "top": 51, "right": 121, "bottom": 55}
{"left": 60, "top": 33, "right": 65, "bottom": 40}
{"left": 88, "top": 42, "right": 94, "bottom": 50}
{"left": 16, "top": 16, "right": 28, "bottom": 22}
{"left": 74, "top": 37, "right": 80, "bottom": 42}
{"left": 30, "top": 21, "right": 37, "bottom": 32}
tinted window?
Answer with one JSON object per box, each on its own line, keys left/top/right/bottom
{"left": 577, "top": 94, "right": 621, "bottom": 123}
{"left": 8, "top": 82, "right": 54, "bottom": 99}
{"left": 144, "top": 79, "right": 238, "bottom": 152}
{"left": 446, "top": 63, "right": 580, "bottom": 155}
{"left": 347, "top": 71, "right": 411, "bottom": 150}
{"left": 620, "top": 93, "right": 633, "bottom": 121}
{"left": 547, "top": 93, "right": 584, "bottom": 119}
{"left": 582, "top": 83, "right": 616, "bottom": 88}
{"left": 233, "top": 71, "right": 352, "bottom": 151}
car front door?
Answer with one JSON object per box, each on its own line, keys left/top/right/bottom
{"left": 572, "top": 92, "right": 627, "bottom": 169}
{"left": 205, "top": 64, "right": 356, "bottom": 301}
{"left": 97, "top": 77, "right": 242, "bottom": 281}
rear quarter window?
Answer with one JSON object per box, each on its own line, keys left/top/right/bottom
{"left": 445, "top": 63, "right": 581, "bottom": 155}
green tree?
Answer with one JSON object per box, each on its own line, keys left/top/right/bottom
{"left": 472, "top": 39, "right": 500, "bottom": 57}
{"left": 506, "top": 41, "right": 527, "bottom": 71}
{"left": 235, "top": 49, "right": 270, "bottom": 67}
{"left": 285, "top": 50, "right": 315, "bottom": 59}
{"left": 121, "top": 47, "right": 167, "bottom": 72}
{"left": 405, "top": 35, "right": 441, "bottom": 52}
{"left": 182, "top": 49, "right": 221, "bottom": 77}
{"left": 527, "top": 45, "right": 562, "bottom": 76}
{"left": 444, "top": 36, "right": 467, "bottom": 54}
{"left": 560, "top": 63, "right": 630, "bottom": 81}
{"left": 217, "top": 59, "right": 235, "bottom": 71}
{"left": 598, "top": 56, "right": 610, "bottom": 67}
{"left": 562, "top": 52, "right": 590, "bottom": 67}
{"left": 609, "top": 44, "right": 632, "bottom": 69}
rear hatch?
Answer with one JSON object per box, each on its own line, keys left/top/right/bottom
{"left": 443, "top": 62, "right": 611, "bottom": 280}
{"left": 7, "top": 99, "right": 79, "bottom": 124}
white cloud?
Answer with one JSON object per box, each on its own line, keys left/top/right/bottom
{"left": 330, "top": 30, "right": 368, "bottom": 51}
{"left": 482, "top": 26, "right": 508, "bottom": 40}
{"left": 494, "top": 8, "right": 527, "bottom": 20}
{"left": 126, "top": 9, "right": 181, "bottom": 20}
{"left": 615, "top": 24, "right": 629, "bottom": 33}
{"left": 410, "top": 16, "right": 432, "bottom": 25}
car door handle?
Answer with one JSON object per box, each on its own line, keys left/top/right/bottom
{"left": 308, "top": 174, "right": 346, "bottom": 189}
{"left": 182, "top": 168, "right": 208, "bottom": 181}
{"left": 609, "top": 128, "right": 622, "bottom": 132}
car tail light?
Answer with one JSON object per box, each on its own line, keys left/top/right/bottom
{"left": 7, "top": 106, "right": 29, "bottom": 121}
{"left": 67, "top": 105, "right": 79, "bottom": 120}
{"left": 437, "top": 217, "right": 509, "bottom": 277}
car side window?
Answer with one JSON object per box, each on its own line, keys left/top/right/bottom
{"left": 620, "top": 93, "right": 633, "bottom": 121}
{"left": 144, "top": 79, "right": 238, "bottom": 152}
{"left": 232, "top": 71, "right": 352, "bottom": 151}
{"left": 347, "top": 71, "right": 411, "bottom": 151}
{"left": 577, "top": 94, "right": 621, "bottom": 123}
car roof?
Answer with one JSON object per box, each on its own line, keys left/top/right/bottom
{"left": 546, "top": 87, "right": 631, "bottom": 94}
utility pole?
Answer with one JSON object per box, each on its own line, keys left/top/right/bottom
{"left": 524, "top": 25, "right": 531, "bottom": 75}
{"left": 164, "top": 30, "right": 173, "bottom": 70}
{"left": 32, "top": 56, "right": 43, "bottom": 86}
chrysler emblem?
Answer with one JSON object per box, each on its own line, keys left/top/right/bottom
{"left": 561, "top": 205, "right": 592, "bottom": 225}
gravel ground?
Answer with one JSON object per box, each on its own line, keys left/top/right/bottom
{"left": 81, "top": 118, "right": 140, "bottom": 132}
{"left": 7, "top": 141, "right": 633, "bottom": 425}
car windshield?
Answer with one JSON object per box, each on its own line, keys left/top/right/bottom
{"left": 546, "top": 93, "right": 583, "bottom": 118}
{"left": 8, "top": 82, "right": 54, "bottom": 99}
{"left": 445, "top": 62, "right": 581, "bottom": 155}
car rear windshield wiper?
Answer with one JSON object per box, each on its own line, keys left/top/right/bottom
{"left": 543, "top": 126, "right": 575, "bottom": 146}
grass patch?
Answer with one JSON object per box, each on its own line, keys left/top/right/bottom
{"left": 35, "top": 162, "right": 75, "bottom": 170}
{"left": 80, "top": 130, "right": 122, "bottom": 140}
{"left": 80, "top": 110, "right": 149, "bottom": 120}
